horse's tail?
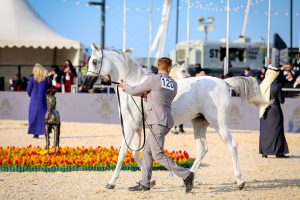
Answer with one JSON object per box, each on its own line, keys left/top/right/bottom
{"left": 224, "top": 76, "right": 266, "bottom": 106}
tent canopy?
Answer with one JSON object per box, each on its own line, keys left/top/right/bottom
{"left": 0, "top": 0, "right": 81, "bottom": 49}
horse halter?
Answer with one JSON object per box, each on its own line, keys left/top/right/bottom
{"left": 87, "top": 49, "right": 120, "bottom": 85}
{"left": 87, "top": 48, "right": 105, "bottom": 80}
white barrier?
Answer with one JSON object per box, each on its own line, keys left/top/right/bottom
{"left": 0, "top": 92, "right": 299, "bottom": 132}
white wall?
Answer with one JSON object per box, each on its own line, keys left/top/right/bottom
{"left": 0, "top": 92, "right": 299, "bottom": 132}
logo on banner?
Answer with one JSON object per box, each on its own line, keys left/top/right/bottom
{"left": 228, "top": 104, "right": 244, "bottom": 126}
{"left": 0, "top": 98, "right": 13, "bottom": 116}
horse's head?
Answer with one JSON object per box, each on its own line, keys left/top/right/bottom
{"left": 83, "top": 43, "right": 112, "bottom": 91}
{"left": 47, "top": 91, "right": 56, "bottom": 111}
{"left": 170, "top": 63, "right": 191, "bottom": 80}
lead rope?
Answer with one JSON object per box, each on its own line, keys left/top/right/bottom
{"left": 116, "top": 86, "right": 146, "bottom": 151}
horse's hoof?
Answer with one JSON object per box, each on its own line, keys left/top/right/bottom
{"left": 238, "top": 181, "right": 245, "bottom": 190}
{"left": 106, "top": 184, "right": 115, "bottom": 189}
{"left": 150, "top": 180, "right": 156, "bottom": 188}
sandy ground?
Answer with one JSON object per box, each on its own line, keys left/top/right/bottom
{"left": 0, "top": 120, "right": 299, "bottom": 200}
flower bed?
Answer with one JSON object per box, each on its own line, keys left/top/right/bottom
{"left": 0, "top": 145, "right": 194, "bottom": 172}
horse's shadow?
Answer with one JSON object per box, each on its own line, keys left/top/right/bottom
{"left": 194, "top": 178, "right": 300, "bottom": 194}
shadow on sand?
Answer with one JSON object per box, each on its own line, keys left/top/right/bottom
{"left": 201, "top": 178, "right": 300, "bottom": 193}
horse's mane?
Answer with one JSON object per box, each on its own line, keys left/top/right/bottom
{"left": 108, "top": 50, "right": 152, "bottom": 83}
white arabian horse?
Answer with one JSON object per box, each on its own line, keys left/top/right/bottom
{"left": 83, "top": 44, "right": 264, "bottom": 190}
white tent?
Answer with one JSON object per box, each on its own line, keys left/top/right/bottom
{"left": 0, "top": 0, "right": 82, "bottom": 90}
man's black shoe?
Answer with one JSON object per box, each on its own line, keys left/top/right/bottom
{"left": 128, "top": 183, "right": 150, "bottom": 191}
{"left": 184, "top": 172, "right": 194, "bottom": 193}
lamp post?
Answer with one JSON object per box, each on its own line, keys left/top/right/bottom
{"left": 197, "top": 16, "right": 215, "bottom": 42}
{"left": 88, "top": 1, "right": 106, "bottom": 49}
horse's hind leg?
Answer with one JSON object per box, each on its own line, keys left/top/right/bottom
{"left": 57, "top": 123, "right": 61, "bottom": 150}
{"left": 190, "top": 117, "right": 209, "bottom": 173}
{"left": 53, "top": 126, "right": 57, "bottom": 156}
{"left": 217, "top": 123, "right": 245, "bottom": 190}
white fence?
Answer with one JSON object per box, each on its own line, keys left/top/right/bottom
{"left": 0, "top": 92, "right": 299, "bottom": 133}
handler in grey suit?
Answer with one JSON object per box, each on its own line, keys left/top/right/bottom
{"left": 119, "top": 57, "right": 194, "bottom": 193}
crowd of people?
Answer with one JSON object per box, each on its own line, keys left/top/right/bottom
{"left": 10, "top": 59, "right": 78, "bottom": 93}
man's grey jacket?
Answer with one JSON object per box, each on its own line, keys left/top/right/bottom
{"left": 123, "top": 73, "right": 177, "bottom": 128}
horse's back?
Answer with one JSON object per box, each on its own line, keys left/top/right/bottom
{"left": 172, "top": 76, "right": 231, "bottom": 125}
{"left": 175, "top": 76, "right": 229, "bottom": 99}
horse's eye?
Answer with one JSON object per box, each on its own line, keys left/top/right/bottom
{"left": 92, "top": 59, "right": 98, "bottom": 66}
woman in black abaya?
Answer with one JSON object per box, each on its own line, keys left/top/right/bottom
{"left": 259, "top": 67, "right": 289, "bottom": 158}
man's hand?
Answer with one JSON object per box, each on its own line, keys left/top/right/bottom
{"left": 140, "top": 92, "right": 149, "bottom": 98}
{"left": 119, "top": 80, "right": 125, "bottom": 89}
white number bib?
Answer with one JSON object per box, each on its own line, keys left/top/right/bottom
{"left": 161, "top": 77, "right": 174, "bottom": 91}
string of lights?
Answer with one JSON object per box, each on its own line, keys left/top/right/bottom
{"left": 59, "top": 0, "right": 299, "bottom": 17}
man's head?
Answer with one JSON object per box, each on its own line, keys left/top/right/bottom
{"left": 157, "top": 57, "right": 172, "bottom": 74}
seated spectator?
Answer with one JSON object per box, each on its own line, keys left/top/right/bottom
{"left": 283, "top": 63, "right": 299, "bottom": 97}
{"left": 258, "top": 67, "right": 267, "bottom": 83}
{"left": 293, "top": 53, "right": 300, "bottom": 71}
{"left": 283, "top": 63, "right": 297, "bottom": 85}
{"left": 243, "top": 66, "right": 253, "bottom": 77}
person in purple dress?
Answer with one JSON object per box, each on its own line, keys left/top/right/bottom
{"left": 27, "top": 63, "right": 49, "bottom": 138}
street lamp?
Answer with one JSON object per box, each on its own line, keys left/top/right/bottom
{"left": 88, "top": 1, "right": 106, "bottom": 49}
{"left": 197, "top": 17, "right": 215, "bottom": 42}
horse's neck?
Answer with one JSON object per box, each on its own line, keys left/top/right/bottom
{"left": 108, "top": 51, "right": 147, "bottom": 84}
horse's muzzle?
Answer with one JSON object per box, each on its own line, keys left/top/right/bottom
{"left": 83, "top": 76, "right": 98, "bottom": 91}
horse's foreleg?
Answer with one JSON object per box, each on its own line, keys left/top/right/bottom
{"left": 106, "top": 128, "right": 136, "bottom": 189}
{"left": 190, "top": 118, "right": 208, "bottom": 173}
{"left": 46, "top": 126, "right": 50, "bottom": 155}
{"left": 132, "top": 127, "right": 143, "bottom": 167}
{"left": 217, "top": 125, "right": 245, "bottom": 190}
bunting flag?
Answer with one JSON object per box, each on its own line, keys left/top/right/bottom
{"left": 271, "top": 33, "right": 288, "bottom": 68}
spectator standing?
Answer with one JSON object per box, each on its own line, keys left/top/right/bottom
{"left": 20, "top": 77, "right": 28, "bottom": 91}
{"left": 48, "top": 65, "right": 62, "bottom": 92}
{"left": 9, "top": 73, "right": 21, "bottom": 91}
{"left": 27, "top": 63, "right": 49, "bottom": 138}
{"left": 62, "top": 59, "right": 77, "bottom": 93}
{"left": 259, "top": 66, "right": 289, "bottom": 158}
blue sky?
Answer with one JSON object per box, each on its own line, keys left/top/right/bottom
{"left": 27, "top": 0, "right": 300, "bottom": 57}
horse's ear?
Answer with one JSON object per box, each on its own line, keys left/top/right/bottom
{"left": 91, "top": 42, "right": 99, "bottom": 52}
{"left": 47, "top": 90, "right": 56, "bottom": 96}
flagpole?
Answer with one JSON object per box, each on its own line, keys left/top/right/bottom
{"left": 266, "top": 0, "right": 272, "bottom": 64}
{"left": 148, "top": 0, "right": 152, "bottom": 69}
{"left": 224, "top": 0, "right": 230, "bottom": 75}
{"left": 122, "top": 0, "right": 126, "bottom": 52}
{"left": 185, "top": 0, "right": 190, "bottom": 69}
